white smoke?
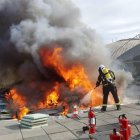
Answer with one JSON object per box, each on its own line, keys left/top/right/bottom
{"left": 115, "top": 68, "right": 139, "bottom": 104}
{"left": 80, "top": 90, "right": 93, "bottom": 105}
{"left": 123, "top": 84, "right": 140, "bottom": 104}
{"left": 114, "top": 70, "right": 133, "bottom": 103}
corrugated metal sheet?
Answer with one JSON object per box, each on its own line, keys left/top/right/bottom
{"left": 107, "top": 39, "right": 140, "bottom": 59}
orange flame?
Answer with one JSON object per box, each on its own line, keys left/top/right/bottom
{"left": 45, "top": 83, "right": 59, "bottom": 107}
{"left": 40, "top": 47, "right": 93, "bottom": 91}
{"left": 39, "top": 46, "right": 103, "bottom": 111}
{"left": 5, "top": 89, "right": 27, "bottom": 108}
{"left": 17, "top": 107, "right": 29, "bottom": 120}
{"left": 60, "top": 103, "right": 69, "bottom": 116}
{"left": 5, "top": 89, "right": 29, "bottom": 119}
{"left": 5, "top": 45, "right": 103, "bottom": 118}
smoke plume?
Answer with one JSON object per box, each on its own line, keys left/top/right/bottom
{"left": 0, "top": 0, "right": 133, "bottom": 111}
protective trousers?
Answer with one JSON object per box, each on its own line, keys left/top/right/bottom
{"left": 102, "top": 85, "right": 120, "bottom": 111}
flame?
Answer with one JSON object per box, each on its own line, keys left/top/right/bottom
{"left": 36, "top": 83, "right": 59, "bottom": 109}
{"left": 5, "top": 89, "right": 29, "bottom": 119}
{"left": 45, "top": 83, "right": 59, "bottom": 107}
{"left": 60, "top": 103, "right": 69, "bottom": 116}
{"left": 5, "top": 45, "right": 103, "bottom": 119}
{"left": 5, "top": 89, "right": 27, "bottom": 108}
{"left": 17, "top": 107, "right": 29, "bottom": 120}
{"left": 79, "top": 105, "right": 88, "bottom": 110}
{"left": 40, "top": 47, "right": 93, "bottom": 91}
{"left": 39, "top": 46, "right": 102, "bottom": 111}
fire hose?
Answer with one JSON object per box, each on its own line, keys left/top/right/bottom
{"left": 17, "top": 119, "right": 24, "bottom": 140}
{"left": 130, "top": 121, "right": 140, "bottom": 135}
{"left": 131, "top": 122, "right": 140, "bottom": 134}
{"left": 130, "top": 126, "right": 140, "bottom": 140}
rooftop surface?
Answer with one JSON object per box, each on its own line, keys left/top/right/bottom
{"left": 106, "top": 39, "right": 140, "bottom": 59}
{"left": 0, "top": 103, "right": 140, "bottom": 140}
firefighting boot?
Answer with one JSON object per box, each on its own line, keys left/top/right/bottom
{"left": 116, "top": 105, "right": 121, "bottom": 110}
{"left": 101, "top": 106, "right": 106, "bottom": 112}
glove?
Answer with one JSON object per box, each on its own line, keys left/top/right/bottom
{"left": 96, "top": 82, "right": 100, "bottom": 87}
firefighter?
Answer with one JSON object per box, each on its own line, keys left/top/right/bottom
{"left": 96, "top": 65, "right": 121, "bottom": 111}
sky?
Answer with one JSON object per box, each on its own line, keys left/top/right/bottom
{"left": 73, "top": 0, "right": 140, "bottom": 44}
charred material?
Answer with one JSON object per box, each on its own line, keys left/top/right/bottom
{"left": 0, "top": 80, "right": 23, "bottom": 97}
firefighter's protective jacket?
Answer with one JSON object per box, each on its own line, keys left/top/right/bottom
{"left": 96, "top": 69, "right": 115, "bottom": 87}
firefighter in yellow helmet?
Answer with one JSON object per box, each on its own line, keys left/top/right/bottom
{"left": 96, "top": 65, "right": 121, "bottom": 111}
